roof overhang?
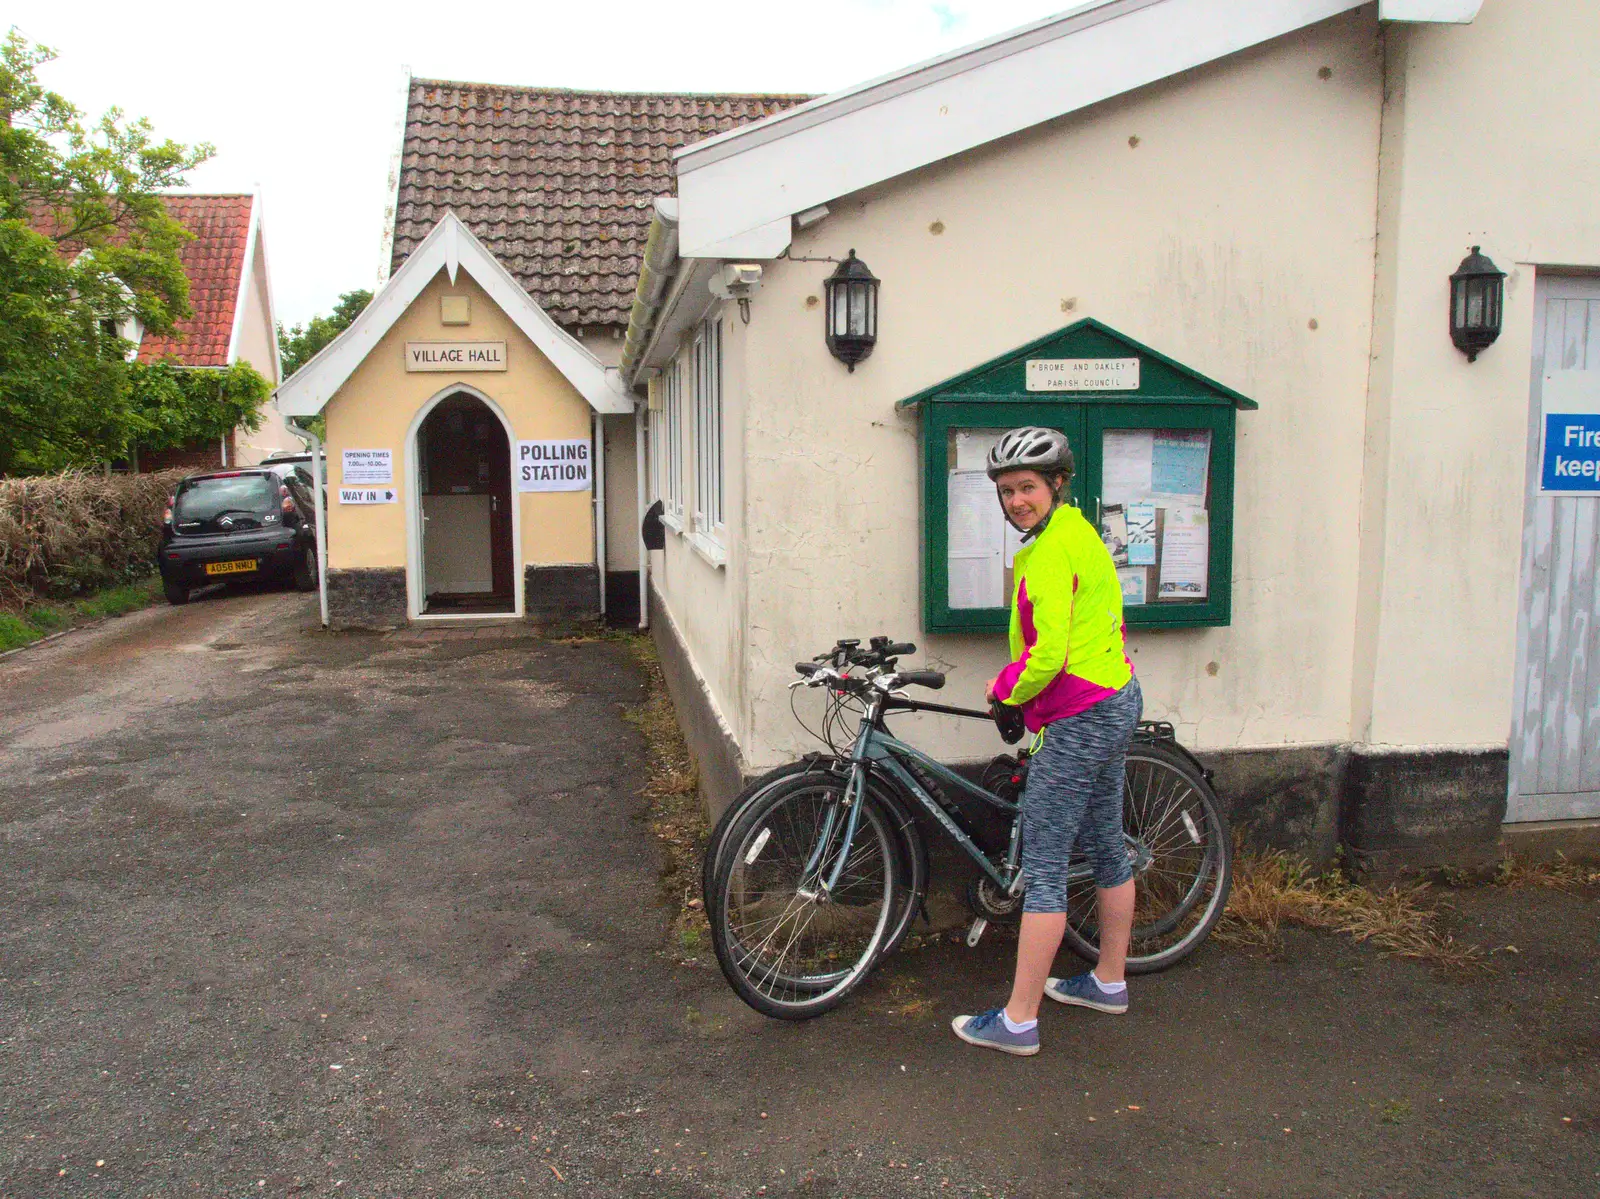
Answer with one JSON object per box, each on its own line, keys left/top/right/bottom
{"left": 276, "top": 212, "right": 634, "bottom": 417}
{"left": 672, "top": 0, "right": 1487, "bottom": 258}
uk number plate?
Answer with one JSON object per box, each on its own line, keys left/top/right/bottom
{"left": 204, "top": 559, "right": 258, "bottom": 576}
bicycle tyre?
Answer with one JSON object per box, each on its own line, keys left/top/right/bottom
{"left": 1059, "top": 740, "right": 1232, "bottom": 975}
{"left": 709, "top": 778, "right": 900, "bottom": 1019}
{"left": 703, "top": 765, "right": 928, "bottom": 964}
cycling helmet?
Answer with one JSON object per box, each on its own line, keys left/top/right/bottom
{"left": 984, "top": 426, "right": 1074, "bottom": 482}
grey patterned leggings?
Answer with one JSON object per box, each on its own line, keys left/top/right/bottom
{"left": 1019, "top": 677, "right": 1144, "bottom": 913}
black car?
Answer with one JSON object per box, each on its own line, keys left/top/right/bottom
{"left": 157, "top": 468, "right": 319, "bottom": 605}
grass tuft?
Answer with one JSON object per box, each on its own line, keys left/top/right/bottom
{"left": 1494, "top": 853, "right": 1600, "bottom": 892}
{"left": 617, "top": 633, "right": 711, "bottom": 964}
{"left": 1216, "top": 845, "right": 1482, "bottom": 968}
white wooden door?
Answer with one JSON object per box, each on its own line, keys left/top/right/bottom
{"left": 1508, "top": 276, "right": 1600, "bottom": 822}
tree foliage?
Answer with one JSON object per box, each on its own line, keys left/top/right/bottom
{"left": 0, "top": 30, "right": 231, "bottom": 475}
{"left": 278, "top": 288, "right": 373, "bottom": 378}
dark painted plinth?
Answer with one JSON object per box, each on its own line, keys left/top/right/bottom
{"left": 524, "top": 565, "right": 600, "bottom": 623}
{"left": 605, "top": 571, "right": 641, "bottom": 628}
{"left": 327, "top": 568, "right": 408, "bottom": 629}
{"left": 1340, "top": 747, "right": 1508, "bottom": 878}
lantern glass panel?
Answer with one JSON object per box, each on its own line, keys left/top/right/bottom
{"left": 849, "top": 283, "right": 870, "bottom": 335}
{"left": 1466, "top": 282, "right": 1486, "bottom": 328}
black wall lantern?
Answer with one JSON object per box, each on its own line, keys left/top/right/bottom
{"left": 1449, "top": 245, "right": 1505, "bottom": 362}
{"left": 824, "top": 249, "right": 879, "bottom": 370}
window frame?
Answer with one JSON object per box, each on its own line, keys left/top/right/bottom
{"left": 691, "top": 317, "right": 725, "bottom": 541}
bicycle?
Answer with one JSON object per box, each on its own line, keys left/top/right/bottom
{"left": 703, "top": 638, "right": 1233, "bottom": 1020}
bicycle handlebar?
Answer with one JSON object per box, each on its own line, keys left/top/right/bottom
{"left": 895, "top": 670, "right": 945, "bottom": 691}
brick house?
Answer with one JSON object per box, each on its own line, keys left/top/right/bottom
{"left": 134, "top": 193, "right": 296, "bottom": 471}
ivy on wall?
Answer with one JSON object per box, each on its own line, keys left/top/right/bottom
{"left": 126, "top": 361, "right": 269, "bottom": 453}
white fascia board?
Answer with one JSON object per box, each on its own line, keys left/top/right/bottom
{"left": 640, "top": 259, "right": 720, "bottom": 374}
{"left": 275, "top": 212, "right": 632, "bottom": 417}
{"left": 675, "top": 0, "right": 1365, "bottom": 256}
{"left": 225, "top": 193, "right": 263, "bottom": 369}
{"left": 1378, "top": 0, "right": 1483, "bottom": 21}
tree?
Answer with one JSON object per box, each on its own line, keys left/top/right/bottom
{"left": 0, "top": 30, "right": 217, "bottom": 474}
{"left": 278, "top": 289, "right": 373, "bottom": 378}
{"left": 277, "top": 288, "right": 372, "bottom": 439}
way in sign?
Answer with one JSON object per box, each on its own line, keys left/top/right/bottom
{"left": 339, "top": 487, "right": 398, "bottom": 505}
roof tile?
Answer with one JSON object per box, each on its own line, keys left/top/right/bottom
{"left": 138, "top": 194, "right": 253, "bottom": 367}
{"left": 391, "top": 80, "right": 810, "bottom": 331}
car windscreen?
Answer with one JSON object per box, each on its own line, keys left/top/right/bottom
{"left": 172, "top": 475, "right": 279, "bottom": 534}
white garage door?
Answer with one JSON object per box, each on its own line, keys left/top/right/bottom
{"left": 1508, "top": 275, "right": 1600, "bottom": 822}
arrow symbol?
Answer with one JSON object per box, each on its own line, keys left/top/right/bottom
{"left": 385, "top": 489, "right": 395, "bottom": 501}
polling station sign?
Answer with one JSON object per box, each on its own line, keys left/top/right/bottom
{"left": 516, "top": 439, "right": 591, "bottom": 492}
{"left": 1539, "top": 372, "right": 1600, "bottom": 495}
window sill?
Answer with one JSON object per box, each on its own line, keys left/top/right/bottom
{"left": 661, "top": 511, "right": 684, "bottom": 535}
{"left": 687, "top": 530, "right": 727, "bottom": 569}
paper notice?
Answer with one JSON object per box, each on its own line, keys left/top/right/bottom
{"left": 1150, "top": 430, "right": 1211, "bottom": 506}
{"left": 1157, "top": 507, "right": 1209, "bottom": 599}
{"left": 949, "top": 554, "right": 1004, "bottom": 610}
{"left": 954, "top": 430, "right": 1006, "bottom": 474}
{"left": 1117, "top": 567, "right": 1148, "bottom": 606}
{"left": 1102, "top": 430, "right": 1154, "bottom": 506}
{"left": 947, "top": 470, "right": 1006, "bottom": 608}
{"left": 1100, "top": 504, "right": 1129, "bottom": 567}
{"left": 948, "top": 470, "right": 1003, "bottom": 556}
{"left": 1003, "top": 520, "right": 1026, "bottom": 569}
{"left": 1125, "top": 503, "right": 1156, "bottom": 566}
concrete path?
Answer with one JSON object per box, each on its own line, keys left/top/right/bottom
{"left": 0, "top": 591, "right": 1595, "bottom": 1198}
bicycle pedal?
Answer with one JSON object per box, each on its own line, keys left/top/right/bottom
{"left": 965, "top": 918, "right": 988, "bottom": 948}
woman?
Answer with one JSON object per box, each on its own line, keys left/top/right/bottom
{"left": 951, "top": 426, "right": 1143, "bottom": 1057}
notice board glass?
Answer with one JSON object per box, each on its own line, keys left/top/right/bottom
{"left": 904, "top": 318, "right": 1253, "bottom": 634}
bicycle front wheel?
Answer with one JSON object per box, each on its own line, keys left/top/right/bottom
{"left": 1060, "top": 740, "right": 1232, "bottom": 974}
{"left": 709, "top": 778, "right": 899, "bottom": 1019}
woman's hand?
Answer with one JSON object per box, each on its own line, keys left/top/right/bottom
{"left": 985, "top": 680, "right": 998, "bottom": 704}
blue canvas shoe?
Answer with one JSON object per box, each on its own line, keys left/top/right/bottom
{"left": 1045, "top": 972, "right": 1129, "bottom": 1015}
{"left": 951, "top": 1007, "right": 1040, "bottom": 1056}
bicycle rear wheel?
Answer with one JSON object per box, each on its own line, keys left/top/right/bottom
{"left": 1060, "top": 740, "right": 1232, "bottom": 974}
{"left": 709, "top": 778, "right": 899, "bottom": 1019}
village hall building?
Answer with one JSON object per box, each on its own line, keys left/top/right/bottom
{"left": 276, "top": 0, "right": 1600, "bottom": 872}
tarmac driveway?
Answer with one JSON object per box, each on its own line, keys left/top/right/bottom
{"left": 0, "top": 590, "right": 1595, "bottom": 1198}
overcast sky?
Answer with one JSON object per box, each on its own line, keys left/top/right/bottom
{"left": 13, "top": 0, "right": 1072, "bottom": 329}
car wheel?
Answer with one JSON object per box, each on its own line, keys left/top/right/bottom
{"left": 292, "top": 545, "right": 318, "bottom": 592}
{"left": 163, "top": 581, "right": 190, "bottom": 606}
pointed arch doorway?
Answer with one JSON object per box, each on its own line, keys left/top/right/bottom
{"left": 415, "top": 391, "right": 515, "bottom": 614}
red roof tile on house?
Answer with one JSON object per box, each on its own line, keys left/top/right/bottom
{"left": 138, "top": 194, "right": 254, "bottom": 367}
{"left": 391, "top": 81, "right": 811, "bottom": 332}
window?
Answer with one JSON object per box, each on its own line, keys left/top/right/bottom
{"left": 903, "top": 319, "right": 1254, "bottom": 633}
{"left": 692, "top": 318, "right": 724, "bottom": 537}
{"left": 652, "top": 356, "right": 684, "bottom": 522}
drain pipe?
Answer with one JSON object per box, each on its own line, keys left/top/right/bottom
{"left": 287, "top": 418, "right": 329, "bottom": 628}
{"left": 593, "top": 411, "right": 607, "bottom": 620}
{"left": 635, "top": 399, "right": 648, "bottom": 630}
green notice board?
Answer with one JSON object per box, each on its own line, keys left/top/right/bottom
{"left": 896, "top": 318, "right": 1257, "bottom": 634}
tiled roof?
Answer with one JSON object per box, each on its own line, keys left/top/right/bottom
{"left": 392, "top": 80, "right": 811, "bottom": 331}
{"left": 138, "top": 194, "right": 254, "bottom": 367}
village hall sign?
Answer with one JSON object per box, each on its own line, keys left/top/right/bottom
{"left": 404, "top": 341, "right": 508, "bottom": 372}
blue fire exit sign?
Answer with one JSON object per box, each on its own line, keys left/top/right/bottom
{"left": 1539, "top": 373, "right": 1600, "bottom": 496}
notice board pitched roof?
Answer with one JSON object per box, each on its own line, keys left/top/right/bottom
{"left": 138, "top": 193, "right": 255, "bottom": 367}
{"left": 390, "top": 79, "right": 811, "bottom": 331}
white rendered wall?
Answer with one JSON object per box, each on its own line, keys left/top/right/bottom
{"left": 1358, "top": 0, "right": 1600, "bottom": 747}
{"left": 733, "top": 10, "right": 1385, "bottom": 770}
